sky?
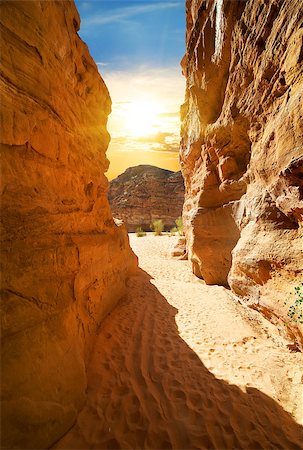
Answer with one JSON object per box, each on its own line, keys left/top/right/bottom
{"left": 75, "top": 0, "right": 186, "bottom": 179}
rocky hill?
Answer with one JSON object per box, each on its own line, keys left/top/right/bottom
{"left": 0, "top": 2, "right": 137, "bottom": 448}
{"left": 108, "top": 165, "right": 185, "bottom": 232}
{"left": 181, "top": 0, "right": 303, "bottom": 343}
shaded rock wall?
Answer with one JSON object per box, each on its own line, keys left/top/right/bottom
{"left": 181, "top": 0, "right": 303, "bottom": 337}
{"left": 109, "top": 165, "right": 184, "bottom": 232}
{"left": 0, "top": 1, "right": 137, "bottom": 448}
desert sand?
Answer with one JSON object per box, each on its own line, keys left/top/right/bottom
{"left": 54, "top": 234, "right": 303, "bottom": 449}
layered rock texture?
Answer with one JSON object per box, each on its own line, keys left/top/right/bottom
{"left": 0, "top": 1, "right": 137, "bottom": 448}
{"left": 109, "top": 165, "right": 185, "bottom": 232}
{"left": 181, "top": 0, "right": 303, "bottom": 340}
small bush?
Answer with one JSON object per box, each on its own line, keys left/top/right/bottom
{"left": 136, "top": 226, "right": 146, "bottom": 237}
{"left": 169, "top": 226, "right": 178, "bottom": 236}
{"left": 175, "top": 216, "right": 184, "bottom": 236}
{"left": 284, "top": 283, "right": 303, "bottom": 324}
{"left": 151, "top": 219, "right": 164, "bottom": 236}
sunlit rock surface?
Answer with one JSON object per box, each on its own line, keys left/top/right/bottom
{"left": 109, "top": 165, "right": 185, "bottom": 232}
{"left": 181, "top": 0, "right": 303, "bottom": 341}
{"left": 0, "top": 1, "right": 137, "bottom": 448}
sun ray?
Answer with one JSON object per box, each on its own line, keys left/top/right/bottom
{"left": 123, "top": 100, "right": 161, "bottom": 137}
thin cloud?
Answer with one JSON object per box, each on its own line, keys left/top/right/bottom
{"left": 102, "top": 65, "right": 184, "bottom": 168}
{"left": 162, "top": 143, "right": 179, "bottom": 153}
{"left": 96, "top": 62, "right": 109, "bottom": 67}
{"left": 158, "top": 111, "right": 180, "bottom": 118}
{"left": 81, "top": 2, "right": 92, "bottom": 10}
{"left": 135, "top": 132, "right": 176, "bottom": 144}
{"left": 82, "top": 2, "right": 183, "bottom": 26}
{"left": 111, "top": 133, "right": 180, "bottom": 154}
{"left": 111, "top": 141, "right": 179, "bottom": 155}
{"left": 102, "top": 66, "right": 185, "bottom": 109}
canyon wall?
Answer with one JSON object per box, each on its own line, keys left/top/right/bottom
{"left": 109, "top": 165, "right": 184, "bottom": 232}
{"left": 181, "top": 0, "right": 303, "bottom": 340}
{"left": 0, "top": 1, "right": 137, "bottom": 448}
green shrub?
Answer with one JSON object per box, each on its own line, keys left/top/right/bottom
{"left": 284, "top": 283, "right": 303, "bottom": 324}
{"left": 135, "top": 226, "right": 146, "bottom": 237}
{"left": 151, "top": 219, "right": 164, "bottom": 236}
{"left": 169, "top": 226, "right": 178, "bottom": 236}
{"left": 175, "top": 216, "right": 184, "bottom": 236}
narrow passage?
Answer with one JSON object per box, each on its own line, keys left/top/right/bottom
{"left": 54, "top": 235, "right": 303, "bottom": 450}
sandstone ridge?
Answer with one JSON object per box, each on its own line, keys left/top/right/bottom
{"left": 109, "top": 165, "right": 185, "bottom": 232}
{"left": 181, "top": 0, "right": 303, "bottom": 344}
{"left": 0, "top": 1, "right": 137, "bottom": 448}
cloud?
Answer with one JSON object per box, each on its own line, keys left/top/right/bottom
{"left": 162, "top": 143, "right": 179, "bottom": 152}
{"left": 110, "top": 139, "right": 179, "bottom": 155}
{"left": 102, "top": 65, "right": 185, "bottom": 109}
{"left": 158, "top": 111, "right": 180, "bottom": 118}
{"left": 96, "top": 62, "right": 109, "bottom": 67}
{"left": 101, "top": 65, "right": 185, "bottom": 147}
{"left": 82, "top": 2, "right": 183, "bottom": 26}
{"left": 100, "top": 64, "right": 184, "bottom": 175}
{"left": 80, "top": 2, "right": 92, "bottom": 10}
{"left": 135, "top": 132, "right": 176, "bottom": 145}
{"left": 136, "top": 132, "right": 171, "bottom": 142}
{"left": 111, "top": 131, "right": 180, "bottom": 154}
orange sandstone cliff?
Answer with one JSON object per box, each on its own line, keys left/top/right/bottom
{"left": 109, "top": 165, "right": 185, "bottom": 232}
{"left": 0, "top": 1, "right": 137, "bottom": 448}
{"left": 181, "top": 1, "right": 303, "bottom": 338}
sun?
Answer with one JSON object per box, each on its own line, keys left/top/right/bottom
{"left": 124, "top": 100, "right": 159, "bottom": 137}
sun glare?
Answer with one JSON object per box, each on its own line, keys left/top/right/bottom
{"left": 124, "top": 100, "right": 160, "bottom": 137}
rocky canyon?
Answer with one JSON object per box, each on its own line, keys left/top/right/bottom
{"left": 108, "top": 165, "right": 184, "bottom": 232}
{"left": 0, "top": 1, "right": 137, "bottom": 448}
{"left": 181, "top": 0, "right": 303, "bottom": 345}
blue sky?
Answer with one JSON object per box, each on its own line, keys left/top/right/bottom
{"left": 74, "top": 0, "right": 186, "bottom": 178}
{"left": 75, "top": 0, "right": 185, "bottom": 71}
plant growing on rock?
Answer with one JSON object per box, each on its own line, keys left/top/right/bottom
{"left": 151, "top": 219, "right": 164, "bottom": 236}
{"left": 175, "top": 216, "right": 184, "bottom": 236}
{"left": 136, "top": 226, "right": 146, "bottom": 237}
{"left": 284, "top": 283, "right": 303, "bottom": 324}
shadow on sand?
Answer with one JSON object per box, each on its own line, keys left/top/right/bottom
{"left": 53, "top": 269, "right": 303, "bottom": 450}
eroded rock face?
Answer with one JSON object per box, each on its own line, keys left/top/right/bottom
{"left": 0, "top": 1, "right": 137, "bottom": 448}
{"left": 109, "top": 165, "right": 185, "bottom": 232}
{"left": 181, "top": 0, "right": 303, "bottom": 338}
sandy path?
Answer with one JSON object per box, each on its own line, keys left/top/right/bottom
{"left": 54, "top": 234, "right": 303, "bottom": 449}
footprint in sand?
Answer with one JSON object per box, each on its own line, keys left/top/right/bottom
{"left": 169, "top": 389, "right": 187, "bottom": 402}
{"left": 53, "top": 235, "right": 303, "bottom": 450}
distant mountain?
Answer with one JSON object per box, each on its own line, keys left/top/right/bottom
{"left": 108, "top": 165, "right": 184, "bottom": 232}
